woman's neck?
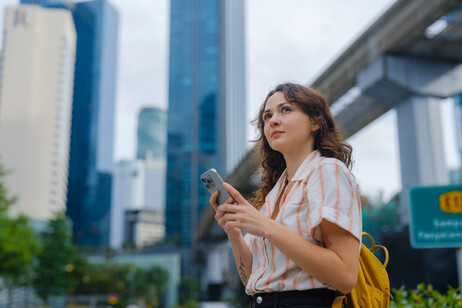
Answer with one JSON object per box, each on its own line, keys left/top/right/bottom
{"left": 283, "top": 143, "right": 315, "bottom": 180}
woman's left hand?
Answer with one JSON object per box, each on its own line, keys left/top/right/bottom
{"left": 218, "top": 183, "right": 272, "bottom": 238}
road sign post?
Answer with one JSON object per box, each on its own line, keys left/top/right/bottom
{"left": 409, "top": 185, "right": 462, "bottom": 289}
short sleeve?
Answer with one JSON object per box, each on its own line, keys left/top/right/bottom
{"left": 243, "top": 232, "right": 251, "bottom": 248}
{"left": 306, "top": 158, "right": 361, "bottom": 243}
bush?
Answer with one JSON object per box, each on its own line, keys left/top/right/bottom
{"left": 391, "top": 283, "right": 462, "bottom": 307}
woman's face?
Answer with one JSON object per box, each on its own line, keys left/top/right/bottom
{"left": 262, "top": 91, "right": 318, "bottom": 155}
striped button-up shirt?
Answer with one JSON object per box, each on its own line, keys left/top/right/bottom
{"left": 244, "top": 150, "right": 362, "bottom": 295}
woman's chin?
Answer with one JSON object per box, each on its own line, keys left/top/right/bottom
{"left": 269, "top": 144, "right": 286, "bottom": 155}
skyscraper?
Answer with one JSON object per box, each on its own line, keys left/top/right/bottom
{"left": 67, "top": 0, "right": 118, "bottom": 246}
{"left": 21, "top": 0, "right": 119, "bottom": 246}
{"left": 454, "top": 94, "right": 462, "bottom": 183}
{"left": 0, "top": 5, "right": 76, "bottom": 221}
{"left": 456, "top": 95, "right": 462, "bottom": 164}
{"left": 166, "top": 0, "right": 246, "bottom": 246}
{"left": 136, "top": 107, "right": 167, "bottom": 161}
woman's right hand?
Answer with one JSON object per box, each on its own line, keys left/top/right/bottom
{"left": 209, "top": 191, "right": 242, "bottom": 239}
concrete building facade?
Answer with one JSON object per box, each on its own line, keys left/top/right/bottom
{"left": 0, "top": 5, "right": 76, "bottom": 220}
{"left": 110, "top": 157, "right": 166, "bottom": 248}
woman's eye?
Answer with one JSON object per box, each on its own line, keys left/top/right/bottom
{"left": 281, "top": 106, "right": 291, "bottom": 113}
{"left": 263, "top": 114, "right": 271, "bottom": 121}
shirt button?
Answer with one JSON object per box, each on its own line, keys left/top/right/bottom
{"left": 256, "top": 296, "right": 262, "bottom": 304}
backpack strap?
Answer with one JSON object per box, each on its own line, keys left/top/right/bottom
{"left": 332, "top": 295, "right": 346, "bottom": 308}
{"left": 363, "top": 232, "right": 389, "bottom": 268}
{"left": 372, "top": 244, "right": 389, "bottom": 268}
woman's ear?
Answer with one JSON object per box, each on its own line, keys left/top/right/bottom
{"left": 312, "top": 123, "right": 320, "bottom": 132}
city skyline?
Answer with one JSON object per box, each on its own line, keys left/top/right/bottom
{"left": 0, "top": 0, "right": 459, "bottom": 202}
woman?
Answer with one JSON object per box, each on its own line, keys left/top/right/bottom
{"left": 210, "top": 83, "right": 361, "bottom": 307}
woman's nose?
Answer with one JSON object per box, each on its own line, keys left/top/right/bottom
{"left": 269, "top": 115, "right": 280, "bottom": 126}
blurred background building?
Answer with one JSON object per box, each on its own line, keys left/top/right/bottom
{"left": 124, "top": 209, "right": 165, "bottom": 247}
{"left": 65, "top": 0, "right": 118, "bottom": 247}
{"left": 20, "top": 0, "right": 120, "bottom": 246}
{"left": 166, "top": 0, "right": 247, "bottom": 248}
{"left": 0, "top": 5, "right": 76, "bottom": 223}
{"left": 110, "top": 107, "right": 167, "bottom": 249}
{"left": 137, "top": 107, "right": 167, "bottom": 161}
{"left": 111, "top": 160, "right": 146, "bottom": 248}
{"left": 110, "top": 157, "right": 166, "bottom": 249}
{"left": 138, "top": 107, "right": 167, "bottom": 214}
{"left": 450, "top": 94, "right": 462, "bottom": 183}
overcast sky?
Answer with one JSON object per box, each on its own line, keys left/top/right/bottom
{"left": 0, "top": 0, "right": 459, "bottom": 201}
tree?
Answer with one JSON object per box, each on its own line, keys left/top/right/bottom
{"left": 136, "top": 265, "right": 169, "bottom": 307}
{"left": 175, "top": 276, "right": 201, "bottom": 308}
{"left": 0, "top": 162, "right": 40, "bottom": 307}
{"left": 32, "top": 212, "right": 83, "bottom": 304}
{"left": 73, "top": 263, "right": 169, "bottom": 307}
{"left": 0, "top": 163, "right": 15, "bottom": 215}
{"left": 73, "top": 262, "right": 132, "bottom": 307}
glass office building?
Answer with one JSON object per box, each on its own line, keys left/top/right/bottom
{"left": 137, "top": 107, "right": 167, "bottom": 161}
{"left": 21, "top": 0, "right": 119, "bottom": 246}
{"left": 456, "top": 94, "right": 462, "bottom": 170}
{"left": 166, "top": 0, "right": 246, "bottom": 246}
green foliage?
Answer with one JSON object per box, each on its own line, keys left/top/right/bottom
{"left": 136, "top": 265, "right": 169, "bottom": 307}
{"left": 0, "top": 165, "right": 16, "bottom": 214}
{"left": 74, "top": 263, "right": 169, "bottom": 307}
{"left": 66, "top": 251, "right": 88, "bottom": 293}
{"left": 390, "top": 283, "right": 462, "bottom": 307}
{"left": 0, "top": 163, "right": 39, "bottom": 292}
{"left": 174, "top": 299, "right": 199, "bottom": 308}
{"left": 0, "top": 214, "right": 39, "bottom": 288}
{"left": 175, "top": 276, "right": 201, "bottom": 308}
{"left": 32, "top": 212, "right": 86, "bottom": 302}
{"left": 74, "top": 263, "right": 129, "bottom": 297}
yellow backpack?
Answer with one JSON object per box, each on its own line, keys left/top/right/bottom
{"left": 332, "top": 232, "right": 391, "bottom": 308}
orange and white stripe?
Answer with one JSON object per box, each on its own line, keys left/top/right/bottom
{"left": 243, "top": 150, "right": 362, "bottom": 295}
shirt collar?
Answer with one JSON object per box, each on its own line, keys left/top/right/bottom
{"left": 263, "top": 150, "right": 321, "bottom": 214}
{"left": 290, "top": 150, "right": 321, "bottom": 182}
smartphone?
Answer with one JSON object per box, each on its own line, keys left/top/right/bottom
{"left": 200, "top": 168, "right": 233, "bottom": 205}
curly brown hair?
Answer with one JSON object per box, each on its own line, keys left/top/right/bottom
{"left": 251, "top": 83, "right": 353, "bottom": 210}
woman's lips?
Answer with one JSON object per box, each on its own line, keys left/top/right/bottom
{"left": 271, "top": 131, "right": 283, "bottom": 137}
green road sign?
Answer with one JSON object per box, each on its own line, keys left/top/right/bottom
{"left": 409, "top": 185, "right": 462, "bottom": 248}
